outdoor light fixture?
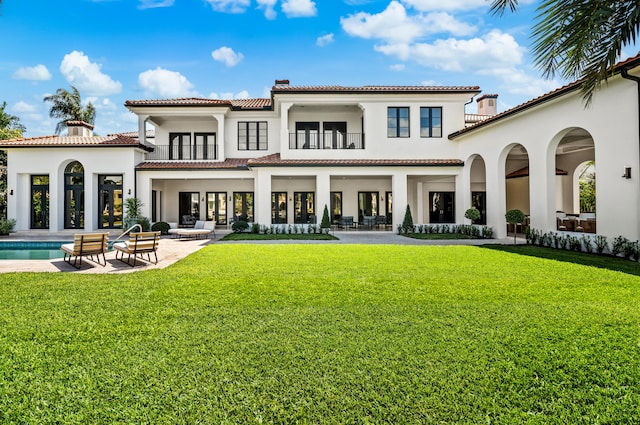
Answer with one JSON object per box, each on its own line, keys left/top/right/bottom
{"left": 623, "top": 166, "right": 632, "bottom": 179}
{"left": 128, "top": 188, "right": 132, "bottom": 195}
{"left": 9, "top": 189, "right": 13, "bottom": 196}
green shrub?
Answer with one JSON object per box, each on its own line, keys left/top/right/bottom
{"left": 464, "top": 207, "right": 481, "bottom": 223}
{"left": 0, "top": 218, "right": 16, "bottom": 235}
{"left": 151, "top": 221, "right": 170, "bottom": 235}
{"left": 232, "top": 220, "right": 249, "bottom": 233}
{"left": 401, "top": 205, "right": 414, "bottom": 234}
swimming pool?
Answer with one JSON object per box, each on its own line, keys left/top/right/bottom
{"left": 0, "top": 241, "right": 68, "bottom": 260}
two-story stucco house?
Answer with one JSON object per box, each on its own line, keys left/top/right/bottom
{"left": 2, "top": 53, "right": 640, "bottom": 241}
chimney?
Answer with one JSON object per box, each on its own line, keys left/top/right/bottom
{"left": 66, "top": 121, "right": 94, "bottom": 137}
{"left": 477, "top": 94, "right": 498, "bottom": 116}
{"left": 274, "top": 79, "right": 290, "bottom": 87}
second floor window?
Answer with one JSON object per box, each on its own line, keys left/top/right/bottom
{"left": 420, "top": 107, "right": 442, "bottom": 138}
{"left": 388, "top": 107, "right": 409, "bottom": 138}
{"left": 238, "top": 121, "right": 268, "bottom": 150}
{"left": 169, "top": 133, "right": 191, "bottom": 160}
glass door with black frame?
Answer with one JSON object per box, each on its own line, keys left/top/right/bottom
{"left": 429, "top": 192, "right": 455, "bottom": 223}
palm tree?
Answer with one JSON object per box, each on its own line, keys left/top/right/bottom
{"left": 43, "top": 86, "right": 96, "bottom": 134}
{"left": 0, "top": 101, "right": 25, "bottom": 140}
{"left": 491, "top": 0, "right": 640, "bottom": 104}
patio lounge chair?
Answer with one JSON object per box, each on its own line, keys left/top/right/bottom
{"left": 60, "top": 232, "right": 109, "bottom": 269}
{"left": 176, "top": 220, "right": 215, "bottom": 239}
{"left": 113, "top": 231, "right": 161, "bottom": 267}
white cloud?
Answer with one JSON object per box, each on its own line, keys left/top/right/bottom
{"left": 256, "top": 0, "right": 277, "bottom": 19}
{"left": 480, "top": 67, "right": 560, "bottom": 98}
{"left": 390, "top": 64, "right": 405, "bottom": 71}
{"left": 12, "top": 101, "right": 38, "bottom": 113}
{"left": 138, "top": 68, "right": 199, "bottom": 98}
{"left": 12, "top": 64, "right": 52, "bottom": 81}
{"left": 60, "top": 51, "right": 122, "bottom": 96}
{"left": 374, "top": 30, "right": 524, "bottom": 72}
{"left": 282, "top": 0, "right": 317, "bottom": 17}
{"left": 212, "top": 46, "right": 244, "bottom": 67}
{"left": 209, "top": 90, "right": 250, "bottom": 99}
{"left": 340, "top": 1, "right": 474, "bottom": 44}
{"left": 421, "top": 79, "right": 440, "bottom": 85}
{"left": 138, "top": 0, "right": 174, "bottom": 9}
{"left": 316, "top": 33, "right": 335, "bottom": 47}
{"left": 204, "top": 0, "right": 250, "bottom": 13}
{"left": 401, "top": 0, "right": 535, "bottom": 11}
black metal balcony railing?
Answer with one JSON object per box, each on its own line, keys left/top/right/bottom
{"left": 146, "top": 144, "right": 218, "bottom": 161}
{"left": 289, "top": 133, "right": 365, "bottom": 150}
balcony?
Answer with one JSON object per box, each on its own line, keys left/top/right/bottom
{"left": 146, "top": 144, "right": 218, "bottom": 161}
{"left": 289, "top": 133, "right": 365, "bottom": 150}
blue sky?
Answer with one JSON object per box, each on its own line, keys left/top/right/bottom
{"left": 1, "top": 0, "right": 637, "bottom": 137}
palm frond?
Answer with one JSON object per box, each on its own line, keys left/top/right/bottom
{"left": 489, "top": 0, "right": 519, "bottom": 16}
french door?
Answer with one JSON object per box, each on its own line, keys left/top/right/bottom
{"left": 472, "top": 191, "right": 487, "bottom": 225}
{"left": 234, "top": 192, "right": 254, "bottom": 222}
{"left": 207, "top": 192, "right": 227, "bottom": 225}
{"left": 98, "top": 175, "right": 123, "bottom": 229}
{"left": 429, "top": 192, "right": 455, "bottom": 223}
{"left": 179, "top": 192, "right": 200, "bottom": 226}
{"left": 64, "top": 161, "right": 84, "bottom": 229}
{"left": 358, "top": 192, "right": 380, "bottom": 222}
{"left": 31, "top": 175, "right": 49, "bottom": 229}
{"left": 294, "top": 192, "right": 315, "bottom": 223}
{"left": 272, "top": 192, "right": 287, "bottom": 224}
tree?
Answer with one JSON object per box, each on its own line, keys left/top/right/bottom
{"left": 43, "top": 86, "right": 96, "bottom": 134}
{"left": 401, "top": 204, "right": 414, "bottom": 234}
{"left": 320, "top": 204, "right": 331, "bottom": 233}
{"left": 0, "top": 101, "right": 25, "bottom": 219}
{"left": 490, "top": 0, "right": 640, "bottom": 104}
{"left": 505, "top": 209, "right": 526, "bottom": 244}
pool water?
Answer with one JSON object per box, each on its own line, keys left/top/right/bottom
{"left": 0, "top": 241, "right": 68, "bottom": 260}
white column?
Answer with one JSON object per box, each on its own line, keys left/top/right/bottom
{"left": 137, "top": 172, "right": 153, "bottom": 221}
{"left": 280, "top": 103, "right": 292, "bottom": 158}
{"left": 416, "top": 182, "right": 424, "bottom": 224}
{"left": 456, "top": 166, "right": 472, "bottom": 224}
{"left": 529, "top": 148, "right": 554, "bottom": 232}
{"left": 49, "top": 171, "right": 60, "bottom": 232}
{"left": 138, "top": 115, "right": 148, "bottom": 145}
{"left": 255, "top": 169, "right": 272, "bottom": 225}
{"left": 84, "top": 173, "right": 96, "bottom": 231}
{"left": 212, "top": 114, "right": 225, "bottom": 160}
{"left": 485, "top": 155, "right": 506, "bottom": 239}
{"left": 392, "top": 172, "right": 408, "bottom": 230}
{"left": 316, "top": 171, "right": 331, "bottom": 223}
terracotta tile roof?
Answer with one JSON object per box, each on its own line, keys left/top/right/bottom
{"left": 507, "top": 166, "right": 568, "bottom": 179}
{"left": 66, "top": 120, "right": 94, "bottom": 129}
{"left": 0, "top": 134, "right": 153, "bottom": 151}
{"left": 230, "top": 98, "right": 272, "bottom": 109}
{"left": 136, "top": 158, "right": 250, "bottom": 170}
{"left": 272, "top": 84, "right": 481, "bottom": 94}
{"left": 125, "top": 97, "right": 273, "bottom": 110}
{"left": 247, "top": 153, "right": 463, "bottom": 167}
{"left": 110, "top": 130, "right": 155, "bottom": 140}
{"left": 450, "top": 52, "right": 640, "bottom": 139}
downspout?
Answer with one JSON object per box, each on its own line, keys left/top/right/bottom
{"left": 621, "top": 68, "right": 640, "bottom": 237}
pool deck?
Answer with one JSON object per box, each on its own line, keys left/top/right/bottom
{"left": 0, "top": 229, "right": 521, "bottom": 273}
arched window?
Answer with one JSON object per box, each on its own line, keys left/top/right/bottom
{"left": 64, "top": 161, "right": 84, "bottom": 229}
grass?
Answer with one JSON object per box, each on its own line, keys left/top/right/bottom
{"left": 221, "top": 232, "right": 337, "bottom": 241}
{"left": 404, "top": 232, "right": 479, "bottom": 240}
{"left": 1, "top": 244, "right": 639, "bottom": 423}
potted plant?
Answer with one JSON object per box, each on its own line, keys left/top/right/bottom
{"left": 123, "top": 197, "right": 149, "bottom": 231}
{"left": 464, "top": 207, "right": 481, "bottom": 224}
{"left": 320, "top": 205, "right": 331, "bottom": 234}
{"left": 0, "top": 218, "right": 16, "bottom": 236}
{"left": 505, "top": 209, "right": 526, "bottom": 244}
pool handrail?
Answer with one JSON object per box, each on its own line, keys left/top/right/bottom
{"left": 114, "top": 223, "right": 142, "bottom": 242}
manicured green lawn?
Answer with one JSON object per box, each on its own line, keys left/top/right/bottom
{"left": 1, "top": 244, "right": 639, "bottom": 423}
{"left": 221, "top": 232, "right": 337, "bottom": 241}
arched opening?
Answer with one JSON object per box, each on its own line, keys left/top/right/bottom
{"left": 504, "top": 144, "right": 530, "bottom": 235}
{"left": 469, "top": 155, "right": 487, "bottom": 224}
{"left": 554, "top": 128, "right": 595, "bottom": 232}
{"left": 64, "top": 161, "right": 85, "bottom": 229}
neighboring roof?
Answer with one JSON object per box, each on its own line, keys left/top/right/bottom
{"left": 464, "top": 114, "right": 493, "bottom": 125}
{"left": 450, "top": 52, "right": 640, "bottom": 139}
{"left": 66, "top": 120, "right": 94, "bottom": 129}
{"left": 271, "top": 84, "right": 481, "bottom": 94}
{"left": 247, "top": 153, "right": 463, "bottom": 167}
{"left": 111, "top": 130, "right": 155, "bottom": 140}
{"left": 136, "top": 158, "right": 250, "bottom": 170}
{"left": 125, "top": 98, "right": 233, "bottom": 107}
{"left": 0, "top": 134, "right": 154, "bottom": 151}
{"left": 507, "top": 166, "right": 568, "bottom": 179}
